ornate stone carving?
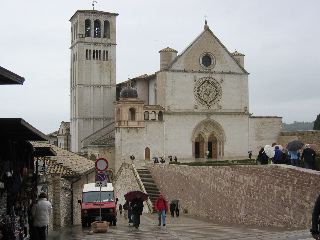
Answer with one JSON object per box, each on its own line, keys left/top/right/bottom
{"left": 194, "top": 77, "right": 222, "bottom": 108}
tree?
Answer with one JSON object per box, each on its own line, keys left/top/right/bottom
{"left": 314, "top": 114, "right": 320, "bottom": 130}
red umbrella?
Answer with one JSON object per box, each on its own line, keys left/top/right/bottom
{"left": 124, "top": 190, "right": 148, "bottom": 202}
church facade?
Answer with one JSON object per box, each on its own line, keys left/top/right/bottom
{"left": 69, "top": 10, "right": 282, "bottom": 172}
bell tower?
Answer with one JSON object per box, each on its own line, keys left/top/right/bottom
{"left": 70, "top": 10, "right": 118, "bottom": 152}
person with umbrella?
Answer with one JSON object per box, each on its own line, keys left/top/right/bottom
{"left": 124, "top": 191, "right": 148, "bottom": 229}
{"left": 287, "top": 140, "right": 304, "bottom": 167}
{"left": 131, "top": 198, "right": 144, "bottom": 229}
{"left": 155, "top": 194, "right": 168, "bottom": 226}
{"left": 301, "top": 144, "right": 317, "bottom": 170}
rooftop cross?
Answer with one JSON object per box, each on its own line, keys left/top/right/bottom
{"left": 92, "top": 0, "right": 98, "bottom": 10}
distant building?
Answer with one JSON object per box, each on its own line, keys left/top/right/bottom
{"left": 69, "top": 9, "right": 282, "bottom": 172}
{"left": 48, "top": 131, "right": 58, "bottom": 146}
{"left": 57, "top": 121, "right": 71, "bottom": 150}
{"left": 48, "top": 121, "right": 71, "bottom": 151}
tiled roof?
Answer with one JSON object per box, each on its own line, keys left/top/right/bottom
{"left": 90, "top": 130, "right": 115, "bottom": 146}
{"left": 31, "top": 141, "right": 95, "bottom": 177}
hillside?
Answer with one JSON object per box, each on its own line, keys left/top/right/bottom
{"left": 282, "top": 121, "right": 314, "bottom": 132}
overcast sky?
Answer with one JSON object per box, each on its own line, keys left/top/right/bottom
{"left": 0, "top": 0, "right": 319, "bottom": 134}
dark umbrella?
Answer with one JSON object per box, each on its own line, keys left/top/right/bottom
{"left": 287, "top": 140, "right": 304, "bottom": 151}
{"left": 124, "top": 190, "right": 148, "bottom": 202}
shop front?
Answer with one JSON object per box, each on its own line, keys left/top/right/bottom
{"left": 0, "top": 118, "right": 48, "bottom": 240}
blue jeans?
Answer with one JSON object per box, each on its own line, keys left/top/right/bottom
{"left": 158, "top": 210, "right": 166, "bottom": 225}
{"left": 291, "top": 158, "right": 299, "bottom": 166}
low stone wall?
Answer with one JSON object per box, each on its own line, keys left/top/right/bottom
{"left": 147, "top": 164, "right": 320, "bottom": 229}
{"left": 114, "top": 163, "right": 151, "bottom": 213}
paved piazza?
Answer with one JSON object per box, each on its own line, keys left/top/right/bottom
{"left": 48, "top": 214, "right": 313, "bottom": 240}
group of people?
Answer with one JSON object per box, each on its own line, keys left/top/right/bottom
{"left": 256, "top": 144, "right": 317, "bottom": 170}
{"left": 153, "top": 156, "right": 178, "bottom": 164}
{"left": 119, "top": 194, "right": 179, "bottom": 229}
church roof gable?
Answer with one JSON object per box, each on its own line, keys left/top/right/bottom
{"left": 168, "top": 26, "right": 248, "bottom": 74}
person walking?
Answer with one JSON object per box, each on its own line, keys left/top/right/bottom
{"left": 131, "top": 198, "right": 143, "bottom": 229}
{"left": 311, "top": 194, "right": 320, "bottom": 239}
{"left": 301, "top": 144, "right": 317, "bottom": 170}
{"left": 31, "top": 192, "right": 52, "bottom": 240}
{"left": 123, "top": 201, "right": 129, "bottom": 219}
{"left": 119, "top": 203, "right": 123, "bottom": 215}
{"left": 155, "top": 194, "right": 168, "bottom": 226}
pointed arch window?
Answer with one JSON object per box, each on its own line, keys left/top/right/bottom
{"left": 94, "top": 20, "right": 101, "bottom": 38}
{"left": 116, "top": 108, "right": 120, "bottom": 121}
{"left": 85, "top": 19, "right": 91, "bottom": 37}
{"left": 158, "top": 111, "right": 163, "bottom": 121}
{"left": 151, "top": 111, "right": 156, "bottom": 120}
{"left": 103, "top": 20, "right": 110, "bottom": 38}
{"left": 144, "top": 111, "right": 149, "bottom": 120}
{"left": 129, "top": 108, "right": 136, "bottom": 121}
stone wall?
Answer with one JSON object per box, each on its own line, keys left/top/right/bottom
{"left": 60, "top": 179, "right": 72, "bottom": 227}
{"left": 279, "top": 131, "right": 320, "bottom": 152}
{"left": 114, "top": 163, "right": 151, "bottom": 213}
{"left": 72, "top": 171, "right": 95, "bottom": 225}
{"left": 249, "top": 117, "right": 282, "bottom": 155}
{"left": 147, "top": 164, "right": 320, "bottom": 229}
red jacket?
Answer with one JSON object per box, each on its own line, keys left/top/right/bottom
{"left": 155, "top": 195, "right": 168, "bottom": 211}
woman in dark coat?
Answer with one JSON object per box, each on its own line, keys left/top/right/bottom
{"left": 311, "top": 194, "right": 320, "bottom": 239}
{"left": 131, "top": 198, "right": 144, "bottom": 229}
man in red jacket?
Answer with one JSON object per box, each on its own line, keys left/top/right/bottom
{"left": 155, "top": 194, "right": 168, "bottom": 226}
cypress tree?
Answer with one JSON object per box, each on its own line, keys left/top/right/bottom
{"left": 314, "top": 114, "right": 320, "bottom": 130}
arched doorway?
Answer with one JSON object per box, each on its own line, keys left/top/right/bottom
{"left": 194, "top": 134, "right": 205, "bottom": 158}
{"left": 129, "top": 108, "right": 136, "bottom": 121}
{"left": 208, "top": 134, "right": 218, "bottom": 159}
{"left": 145, "top": 147, "right": 150, "bottom": 160}
{"left": 192, "top": 119, "right": 225, "bottom": 159}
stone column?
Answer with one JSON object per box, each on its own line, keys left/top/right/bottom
{"left": 52, "top": 174, "right": 62, "bottom": 230}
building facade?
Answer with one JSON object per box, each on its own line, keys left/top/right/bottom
{"left": 70, "top": 10, "right": 282, "bottom": 172}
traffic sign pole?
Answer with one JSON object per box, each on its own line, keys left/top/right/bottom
{"left": 95, "top": 158, "right": 109, "bottom": 222}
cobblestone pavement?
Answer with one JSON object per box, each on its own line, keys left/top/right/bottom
{"left": 48, "top": 214, "right": 314, "bottom": 240}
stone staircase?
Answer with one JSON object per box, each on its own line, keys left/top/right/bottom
{"left": 136, "top": 168, "right": 160, "bottom": 212}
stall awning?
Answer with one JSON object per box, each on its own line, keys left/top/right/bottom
{"left": 0, "top": 118, "right": 48, "bottom": 141}
{"left": 0, "top": 66, "right": 25, "bottom": 85}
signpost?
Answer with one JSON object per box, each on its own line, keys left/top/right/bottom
{"left": 95, "top": 158, "right": 109, "bottom": 221}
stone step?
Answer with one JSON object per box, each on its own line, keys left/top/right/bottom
{"left": 137, "top": 168, "right": 150, "bottom": 172}
{"left": 138, "top": 173, "right": 153, "bottom": 178}
{"left": 145, "top": 189, "right": 160, "bottom": 194}
{"left": 140, "top": 178, "right": 156, "bottom": 184}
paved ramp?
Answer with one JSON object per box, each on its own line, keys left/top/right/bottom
{"left": 48, "top": 214, "right": 313, "bottom": 240}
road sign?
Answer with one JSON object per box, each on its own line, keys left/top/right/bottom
{"left": 95, "top": 171, "right": 108, "bottom": 187}
{"left": 95, "top": 158, "right": 109, "bottom": 172}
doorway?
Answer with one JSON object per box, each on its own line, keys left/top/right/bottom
{"left": 195, "top": 134, "right": 205, "bottom": 158}
{"left": 145, "top": 147, "right": 150, "bottom": 160}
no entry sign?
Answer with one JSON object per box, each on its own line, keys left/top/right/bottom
{"left": 95, "top": 158, "right": 109, "bottom": 172}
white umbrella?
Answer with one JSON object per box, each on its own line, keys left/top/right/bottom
{"left": 264, "top": 145, "right": 275, "bottom": 158}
